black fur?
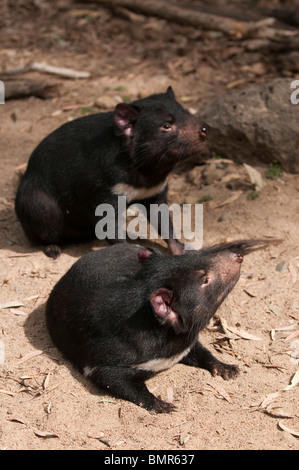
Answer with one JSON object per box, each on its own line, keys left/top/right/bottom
{"left": 15, "top": 87, "right": 207, "bottom": 258}
{"left": 45, "top": 239, "right": 271, "bottom": 413}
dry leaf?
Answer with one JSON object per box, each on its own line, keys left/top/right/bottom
{"left": 278, "top": 421, "right": 299, "bottom": 437}
{"left": 5, "top": 253, "right": 33, "bottom": 258}
{"left": 218, "top": 316, "right": 229, "bottom": 334}
{"left": 207, "top": 382, "right": 232, "bottom": 403}
{"left": 44, "top": 379, "right": 65, "bottom": 393}
{"left": 260, "top": 364, "right": 285, "bottom": 372}
{"left": 18, "top": 350, "right": 43, "bottom": 364}
{"left": 51, "top": 109, "right": 63, "bottom": 117}
{"left": 271, "top": 323, "right": 298, "bottom": 341}
{"left": 89, "top": 432, "right": 125, "bottom": 448}
{"left": 259, "top": 391, "right": 281, "bottom": 409}
{"left": 243, "top": 163, "right": 266, "bottom": 191}
{"left": 88, "top": 432, "right": 105, "bottom": 440}
{"left": 179, "top": 421, "right": 193, "bottom": 445}
{"left": 180, "top": 434, "right": 190, "bottom": 445}
{"left": 221, "top": 173, "right": 243, "bottom": 183}
{"left": 258, "top": 372, "right": 299, "bottom": 411}
{"left": 24, "top": 295, "right": 39, "bottom": 301}
{"left": 273, "top": 324, "right": 297, "bottom": 332}
{"left": 226, "top": 325, "right": 262, "bottom": 341}
{"left": 216, "top": 332, "right": 240, "bottom": 341}
{"left": 43, "top": 373, "right": 51, "bottom": 390}
{"left": 226, "top": 78, "right": 246, "bottom": 89}
{"left": 268, "top": 304, "right": 282, "bottom": 316}
{"left": 99, "top": 437, "right": 113, "bottom": 447}
{"left": 44, "top": 402, "right": 52, "bottom": 414}
{"left": 9, "top": 308, "right": 26, "bottom": 316}
{"left": 33, "top": 428, "right": 59, "bottom": 438}
{"left": 283, "top": 371, "right": 299, "bottom": 391}
{"left": 285, "top": 330, "right": 299, "bottom": 342}
{"left": 263, "top": 408, "right": 294, "bottom": 418}
{"left": 9, "top": 416, "right": 59, "bottom": 438}
{"left": 216, "top": 192, "right": 242, "bottom": 208}
{"left": 8, "top": 417, "right": 27, "bottom": 425}
{"left": 88, "top": 435, "right": 113, "bottom": 447}
{"left": 0, "top": 388, "right": 15, "bottom": 396}
{"left": 0, "top": 301, "right": 24, "bottom": 309}
{"left": 243, "top": 288, "right": 257, "bottom": 298}
{"left": 167, "top": 387, "right": 174, "bottom": 403}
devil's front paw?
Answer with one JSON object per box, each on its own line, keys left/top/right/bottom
{"left": 145, "top": 397, "right": 177, "bottom": 414}
{"left": 210, "top": 361, "right": 240, "bottom": 380}
{"left": 44, "top": 244, "right": 62, "bottom": 259}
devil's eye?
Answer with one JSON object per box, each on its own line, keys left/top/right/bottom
{"left": 203, "top": 278, "right": 209, "bottom": 285}
{"left": 162, "top": 123, "right": 172, "bottom": 130}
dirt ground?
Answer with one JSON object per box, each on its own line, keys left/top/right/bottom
{"left": 0, "top": 1, "right": 298, "bottom": 451}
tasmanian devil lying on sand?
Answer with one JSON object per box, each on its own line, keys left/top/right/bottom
{"left": 15, "top": 87, "right": 208, "bottom": 258}
{"left": 45, "top": 239, "right": 275, "bottom": 413}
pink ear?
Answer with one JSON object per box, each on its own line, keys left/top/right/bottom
{"left": 150, "top": 288, "right": 173, "bottom": 319}
{"left": 114, "top": 103, "right": 139, "bottom": 136}
{"left": 138, "top": 248, "right": 153, "bottom": 264}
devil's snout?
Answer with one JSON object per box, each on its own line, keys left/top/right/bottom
{"left": 235, "top": 253, "right": 243, "bottom": 264}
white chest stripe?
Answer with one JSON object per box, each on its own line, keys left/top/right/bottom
{"left": 83, "top": 347, "right": 191, "bottom": 377}
{"left": 112, "top": 179, "right": 167, "bottom": 203}
{"left": 133, "top": 347, "right": 191, "bottom": 373}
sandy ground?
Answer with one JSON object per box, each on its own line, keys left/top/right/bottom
{"left": 0, "top": 1, "right": 298, "bottom": 451}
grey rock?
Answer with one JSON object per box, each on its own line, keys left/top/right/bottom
{"left": 95, "top": 95, "right": 119, "bottom": 110}
{"left": 197, "top": 78, "right": 299, "bottom": 173}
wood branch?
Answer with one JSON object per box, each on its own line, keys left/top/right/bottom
{"left": 244, "top": 36, "right": 299, "bottom": 53}
{"left": 4, "top": 79, "right": 60, "bottom": 100}
{"left": 3, "top": 62, "right": 91, "bottom": 79}
{"left": 93, "top": 0, "right": 299, "bottom": 40}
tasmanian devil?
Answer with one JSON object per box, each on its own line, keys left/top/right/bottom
{"left": 45, "top": 239, "right": 274, "bottom": 413}
{"left": 15, "top": 87, "right": 207, "bottom": 259}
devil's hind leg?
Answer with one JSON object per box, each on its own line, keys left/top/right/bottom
{"left": 15, "top": 182, "right": 64, "bottom": 259}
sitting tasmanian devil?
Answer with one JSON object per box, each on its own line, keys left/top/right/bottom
{"left": 15, "top": 87, "right": 208, "bottom": 259}
{"left": 45, "top": 239, "right": 272, "bottom": 413}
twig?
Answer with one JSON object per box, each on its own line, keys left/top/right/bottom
{"left": 92, "top": 0, "right": 299, "bottom": 40}
{"left": 4, "top": 79, "right": 60, "bottom": 100}
{"left": 4, "top": 62, "right": 90, "bottom": 79}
